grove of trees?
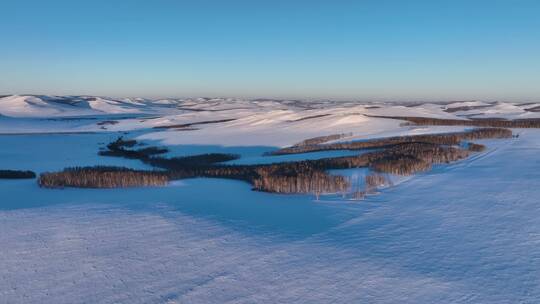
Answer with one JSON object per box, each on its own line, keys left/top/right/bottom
{"left": 39, "top": 166, "right": 168, "bottom": 188}
{"left": 367, "top": 115, "right": 540, "bottom": 128}
{"left": 270, "top": 128, "right": 512, "bottom": 155}
{"left": 39, "top": 127, "right": 513, "bottom": 199}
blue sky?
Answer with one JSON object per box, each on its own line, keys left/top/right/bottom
{"left": 1, "top": 0, "right": 539, "bottom": 100}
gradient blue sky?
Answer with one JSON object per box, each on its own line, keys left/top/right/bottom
{"left": 1, "top": 0, "right": 539, "bottom": 100}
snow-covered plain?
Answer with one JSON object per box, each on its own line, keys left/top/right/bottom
{"left": 1, "top": 95, "right": 540, "bottom": 303}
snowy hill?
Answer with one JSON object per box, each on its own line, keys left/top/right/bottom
{"left": 2, "top": 95, "right": 539, "bottom": 120}
{"left": 0, "top": 95, "right": 146, "bottom": 117}
{"left": 1, "top": 95, "right": 540, "bottom": 146}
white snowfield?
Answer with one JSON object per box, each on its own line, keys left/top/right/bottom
{"left": 0, "top": 95, "right": 144, "bottom": 117}
{"left": 3, "top": 94, "right": 537, "bottom": 146}
{"left": 1, "top": 95, "right": 540, "bottom": 303}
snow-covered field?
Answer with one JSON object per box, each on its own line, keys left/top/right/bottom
{"left": 1, "top": 95, "right": 539, "bottom": 303}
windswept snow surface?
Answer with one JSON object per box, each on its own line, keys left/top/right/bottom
{"left": 1, "top": 96, "right": 540, "bottom": 303}
{"left": 0, "top": 95, "right": 170, "bottom": 118}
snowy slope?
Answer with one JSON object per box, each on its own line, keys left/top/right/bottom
{"left": 0, "top": 95, "right": 91, "bottom": 117}
{"left": 2, "top": 96, "right": 540, "bottom": 303}
{"left": 1, "top": 130, "right": 540, "bottom": 303}
{"left": 0, "top": 95, "right": 146, "bottom": 117}
{"left": 133, "top": 101, "right": 474, "bottom": 147}
{"left": 4, "top": 95, "right": 536, "bottom": 143}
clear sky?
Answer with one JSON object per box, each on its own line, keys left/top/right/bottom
{"left": 1, "top": 0, "right": 539, "bottom": 100}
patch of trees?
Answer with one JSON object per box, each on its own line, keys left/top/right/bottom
{"left": 253, "top": 168, "right": 349, "bottom": 199}
{"left": 290, "top": 133, "right": 352, "bottom": 147}
{"left": 100, "top": 146, "right": 169, "bottom": 159}
{"left": 444, "top": 105, "right": 492, "bottom": 113}
{"left": 370, "top": 156, "right": 431, "bottom": 175}
{"left": 364, "top": 143, "right": 469, "bottom": 175}
{"left": 346, "top": 173, "right": 393, "bottom": 200}
{"left": 153, "top": 118, "right": 236, "bottom": 130}
{"left": 467, "top": 143, "right": 486, "bottom": 152}
{"left": 98, "top": 137, "right": 168, "bottom": 159}
{"left": 270, "top": 128, "right": 512, "bottom": 155}
{"left": 96, "top": 120, "right": 119, "bottom": 126}
{"left": 525, "top": 106, "right": 540, "bottom": 112}
{"left": 95, "top": 138, "right": 474, "bottom": 191}
{"left": 106, "top": 136, "right": 137, "bottom": 148}
{"left": 289, "top": 114, "right": 331, "bottom": 122}
{"left": 145, "top": 153, "right": 241, "bottom": 171}
{"left": 365, "top": 173, "right": 391, "bottom": 194}
{"left": 41, "top": 129, "right": 509, "bottom": 199}
{"left": 0, "top": 170, "right": 36, "bottom": 179}
{"left": 102, "top": 135, "right": 495, "bottom": 182}
{"left": 38, "top": 166, "right": 168, "bottom": 188}
{"left": 366, "top": 115, "right": 540, "bottom": 128}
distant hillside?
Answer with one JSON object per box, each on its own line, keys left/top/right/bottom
{"left": 0, "top": 95, "right": 145, "bottom": 117}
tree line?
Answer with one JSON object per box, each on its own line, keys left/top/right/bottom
{"left": 366, "top": 115, "right": 540, "bottom": 128}
{"left": 39, "top": 128, "right": 513, "bottom": 198}
{"left": 38, "top": 166, "right": 168, "bottom": 188}
{"left": 291, "top": 133, "right": 351, "bottom": 147}
{"left": 270, "top": 128, "right": 512, "bottom": 155}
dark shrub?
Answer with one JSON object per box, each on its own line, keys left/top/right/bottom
{"left": 0, "top": 170, "right": 36, "bottom": 179}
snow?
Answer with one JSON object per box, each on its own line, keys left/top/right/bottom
{"left": 366, "top": 103, "right": 460, "bottom": 119}
{"left": 445, "top": 100, "right": 493, "bottom": 108}
{"left": 1, "top": 131, "right": 540, "bottom": 303}
{"left": 0, "top": 133, "right": 152, "bottom": 174}
{"left": 1, "top": 96, "right": 540, "bottom": 303}
{"left": 86, "top": 97, "right": 141, "bottom": 114}
{"left": 462, "top": 102, "right": 540, "bottom": 119}
{"left": 0, "top": 204, "right": 455, "bottom": 303}
{"left": 0, "top": 95, "right": 158, "bottom": 118}
{"left": 135, "top": 109, "right": 404, "bottom": 147}
{"left": 0, "top": 95, "right": 90, "bottom": 117}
